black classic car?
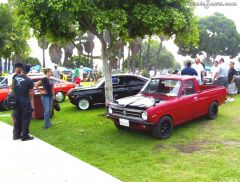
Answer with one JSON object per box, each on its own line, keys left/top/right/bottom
{"left": 68, "top": 74, "right": 149, "bottom": 110}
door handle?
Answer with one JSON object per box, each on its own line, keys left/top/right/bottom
{"left": 194, "top": 97, "right": 198, "bottom": 101}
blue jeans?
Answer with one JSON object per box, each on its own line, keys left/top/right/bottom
{"left": 41, "top": 96, "right": 53, "bottom": 128}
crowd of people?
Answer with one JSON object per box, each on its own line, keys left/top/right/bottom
{"left": 181, "top": 57, "right": 238, "bottom": 102}
{"left": 71, "top": 65, "right": 99, "bottom": 85}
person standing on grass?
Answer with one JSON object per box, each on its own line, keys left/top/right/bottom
{"left": 72, "top": 65, "right": 79, "bottom": 83}
{"left": 181, "top": 61, "right": 198, "bottom": 76}
{"left": 13, "top": 64, "right": 34, "bottom": 141}
{"left": 35, "top": 68, "right": 55, "bottom": 129}
{"left": 192, "top": 58, "right": 205, "bottom": 84}
{"left": 211, "top": 61, "right": 218, "bottom": 81}
{"left": 10, "top": 63, "right": 23, "bottom": 129}
{"left": 227, "top": 61, "right": 238, "bottom": 102}
{"left": 52, "top": 64, "right": 61, "bottom": 79}
{"left": 213, "top": 58, "right": 229, "bottom": 88}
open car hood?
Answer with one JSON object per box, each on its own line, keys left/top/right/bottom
{"left": 115, "top": 94, "right": 159, "bottom": 109}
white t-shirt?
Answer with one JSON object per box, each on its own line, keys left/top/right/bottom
{"left": 192, "top": 63, "right": 204, "bottom": 81}
{"left": 216, "top": 63, "right": 228, "bottom": 77}
{"left": 211, "top": 66, "right": 218, "bottom": 80}
{"left": 79, "top": 68, "right": 84, "bottom": 80}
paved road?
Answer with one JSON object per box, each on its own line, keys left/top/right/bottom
{"left": 0, "top": 121, "right": 120, "bottom": 182}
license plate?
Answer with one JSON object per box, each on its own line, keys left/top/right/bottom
{"left": 119, "top": 118, "right": 129, "bottom": 127}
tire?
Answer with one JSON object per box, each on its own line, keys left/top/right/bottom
{"left": 1, "top": 100, "right": 9, "bottom": 111}
{"left": 152, "top": 116, "right": 173, "bottom": 139}
{"left": 55, "top": 92, "right": 65, "bottom": 103}
{"left": 207, "top": 101, "right": 218, "bottom": 120}
{"left": 77, "top": 98, "right": 92, "bottom": 110}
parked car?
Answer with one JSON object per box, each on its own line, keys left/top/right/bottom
{"left": 0, "top": 85, "right": 10, "bottom": 110}
{"left": 68, "top": 74, "right": 149, "bottom": 110}
{"left": 30, "top": 76, "right": 76, "bottom": 102}
{"left": 107, "top": 75, "right": 227, "bottom": 139}
{"left": 0, "top": 75, "right": 76, "bottom": 103}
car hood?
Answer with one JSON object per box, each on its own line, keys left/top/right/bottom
{"left": 115, "top": 94, "right": 160, "bottom": 109}
{"left": 73, "top": 86, "right": 98, "bottom": 92}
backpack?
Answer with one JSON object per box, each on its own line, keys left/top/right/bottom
{"left": 5, "top": 91, "right": 17, "bottom": 109}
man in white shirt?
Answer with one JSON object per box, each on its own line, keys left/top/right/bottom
{"left": 79, "top": 65, "right": 84, "bottom": 80}
{"left": 52, "top": 65, "right": 61, "bottom": 79}
{"left": 192, "top": 58, "right": 205, "bottom": 84}
{"left": 213, "top": 58, "right": 229, "bottom": 88}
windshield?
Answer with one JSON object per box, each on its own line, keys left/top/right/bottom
{"left": 94, "top": 77, "right": 104, "bottom": 87}
{"left": 0, "top": 77, "right": 7, "bottom": 86}
{"left": 142, "top": 78, "right": 181, "bottom": 97}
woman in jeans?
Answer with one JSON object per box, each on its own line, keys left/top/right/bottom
{"left": 35, "top": 68, "right": 55, "bottom": 129}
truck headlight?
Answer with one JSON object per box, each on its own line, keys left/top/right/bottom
{"left": 141, "top": 112, "right": 148, "bottom": 120}
{"left": 108, "top": 107, "right": 113, "bottom": 114}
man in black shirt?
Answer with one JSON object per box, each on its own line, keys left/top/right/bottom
{"left": 181, "top": 62, "right": 198, "bottom": 76}
{"left": 13, "top": 64, "right": 34, "bottom": 141}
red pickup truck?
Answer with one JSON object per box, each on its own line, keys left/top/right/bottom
{"left": 107, "top": 75, "right": 227, "bottom": 139}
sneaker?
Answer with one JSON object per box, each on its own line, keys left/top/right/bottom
{"left": 13, "top": 135, "right": 21, "bottom": 140}
{"left": 22, "top": 136, "right": 34, "bottom": 141}
{"left": 229, "top": 98, "right": 234, "bottom": 102}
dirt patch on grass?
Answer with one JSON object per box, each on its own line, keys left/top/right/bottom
{"left": 153, "top": 144, "right": 166, "bottom": 151}
{"left": 174, "top": 141, "right": 210, "bottom": 153}
{"left": 219, "top": 140, "right": 240, "bottom": 146}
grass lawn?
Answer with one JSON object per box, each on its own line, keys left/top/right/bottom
{"left": 1, "top": 95, "right": 240, "bottom": 181}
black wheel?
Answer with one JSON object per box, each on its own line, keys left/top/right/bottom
{"left": 1, "top": 100, "right": 9, "bottom": 110}
{"left": 55, "top": 92, "right": 65, "bottom": 103}
{"left": 152, "top": 116, "right": 173, "bottom": 139}
{"left": 113, "top": 94, "right": 119, "bottom": 101}
{"left": 207, "top": 101, "right": 218, "bottom": 120}
{"left": 77, "top": 98, "right": 92, "bottom": 110}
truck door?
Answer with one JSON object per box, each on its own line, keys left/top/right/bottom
{"left": 177, "top": 80, "right": 198, "bottom": 123}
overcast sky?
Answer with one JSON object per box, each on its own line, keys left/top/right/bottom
{"left": 1, "top": 0, "right": 240, "bottom": 67}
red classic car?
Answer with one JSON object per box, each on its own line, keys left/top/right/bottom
{"left": 0, "top": 74, "right": 76, "bottom": 105}
{"left": 30, "top": 76, "right": 76, "bottom": 102}
{"left": 107, "top": 75, "right": 227, "bottom": 139}
{"left": 0, "top": 86, "right": 10, "bottom": 110}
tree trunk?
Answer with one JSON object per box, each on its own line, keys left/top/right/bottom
{"left": 0, "top": 58, "right": 2, "bottom": 74}
{"left": 146, "top": 37, "right": 151, "bottom": 70}
{"left": 4, "top": 59, "right": 7, "bottom": 73}
{"left": 43, "top": 48, "right": 45, "bottom": 68}
{"left": 139, "top": 42, "right": 143, "bottom": 69}
{"left": 127, "top": 45, "right": 131, "bottom": 72}
{"left": 156, "top": 37, "right": 164, "bottom": 74}
{"left": 101, "top": 46, "right": 113, "bottom": 105}
{"left": 7, "top": 58, "right": 11, "bottom": 72}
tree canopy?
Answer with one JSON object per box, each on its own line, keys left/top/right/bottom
{"left": 123, "top": 40, "right": 177, "bottom": 71}
{"left": 0, "top": 3, "right": 30, "bottom": 61}
{"left": 12, "top": 0, "right": 199, "bottom": 103}
{"left": 178, "top": 13, "right": 240, "bottom": 60}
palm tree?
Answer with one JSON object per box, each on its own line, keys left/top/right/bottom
{"left": 38, "top": 37, "right": 49, "bottom": 68}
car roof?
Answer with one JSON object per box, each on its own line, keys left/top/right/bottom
{"left": 112, "top": 74, "right": 149, "bottom": 81}
{"left": 152, "top": 75, "right": 195, "bottom": 81}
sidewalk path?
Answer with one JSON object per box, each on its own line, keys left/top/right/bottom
{"left": 0, "top": 121, "right": 120, "bottom": 182}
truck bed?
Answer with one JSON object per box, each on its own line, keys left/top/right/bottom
{"left": 199, "top": 85, "right": 225, "bottom": 91}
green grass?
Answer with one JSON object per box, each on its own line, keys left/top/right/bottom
{"left": 1, "top": 96, "right": 240, "bottom": 182}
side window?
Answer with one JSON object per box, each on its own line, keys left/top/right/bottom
{"left": 182, "top": 80, "right": 195, "bottom": 96}
{"left": 112, "top": 77, "right": 123, "bottom": 86}
{"left": 50, "top": 79, "right": 60, "bottom": 85}
{"left": 125, "top": 76, "right": 145, "bottom": 86}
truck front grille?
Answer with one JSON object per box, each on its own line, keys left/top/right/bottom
{"left": 112, "top": 108, "right": 142, "bottom": 119}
